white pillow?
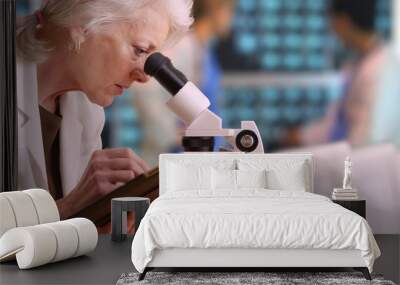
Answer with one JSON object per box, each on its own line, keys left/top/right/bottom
{"left": 212, "top": 169, "right": 237, "bottom": 190}
{"left": 237, "top": 159, "right": 309, "bottom": 191}
{"left": 167, "top": 163, "right": 212, "bottom": 191}
{"left": 267, "top": 164, "right": 307, "bottom": 191}
{"left": 236, "top": 169, "right": 268, "bottom": 189}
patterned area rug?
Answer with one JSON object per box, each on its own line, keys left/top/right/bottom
{"left": 117, "top": 272, "right": 396, "bottom": 285}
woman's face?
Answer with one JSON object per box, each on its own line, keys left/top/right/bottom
{"left": 67, "top": 9, "right": 170, "bottom": 107}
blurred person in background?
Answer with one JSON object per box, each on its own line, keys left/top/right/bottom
{"left": 284, "top": 0, "right": 396, "bottom": 148}
{"left": 130, "top": 0, "right": 236, "bottom": 166}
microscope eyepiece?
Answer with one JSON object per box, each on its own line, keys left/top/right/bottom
{"left": 144, "top": 52, "right": 188, "bottom": 95}
{"left": 144, "top": 52, "right": 167, "bottom": 76}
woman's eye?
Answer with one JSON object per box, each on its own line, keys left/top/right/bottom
{"left": 133, "top": 46, "right": 147, "bottom": 57}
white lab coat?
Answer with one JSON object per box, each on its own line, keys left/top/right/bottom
{"left": 17, "top": 61, "right": 105, "bottom": 197}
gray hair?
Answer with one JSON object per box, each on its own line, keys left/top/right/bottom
{"left": 17, "top": 0, "right": 194, "bottom": 62}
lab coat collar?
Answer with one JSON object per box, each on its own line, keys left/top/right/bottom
{"left": 59, "top": 93, "right": 84, "bottom": 196}
{"left": 17, "top": 61, "right": 48, "bottom": 190}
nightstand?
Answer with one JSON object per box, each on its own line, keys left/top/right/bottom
{"left": 332, "top": 199, "right": 366, "bottom": 219}
{"left": 111, "top": 197, "right": 150, "bottom": 242}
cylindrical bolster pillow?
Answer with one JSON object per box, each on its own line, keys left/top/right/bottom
{"left": 42, "top": 221, "right": 79, "bottom": 263}
{"left": 0, "top": 192, "right": 39, "bottom": 228}
{"left": 0, "top": 226, "right": 57, "bottom": 268}
{"left": 24, "top": 189, "right": 60, "bottom": 224}
{"left": 0, "top": 196, "right": 17, "bottom": 237}
{"left": 65, "top": 218, "right": 98, "bottom": 257}
{"left": 0, "top": 218, "right": 98, "bottom": 269}
{"left": 0, "top": 190, "right": 60, "bottom": 238}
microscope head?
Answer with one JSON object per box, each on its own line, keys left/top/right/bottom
{"left": 144, "top": 53, "right": 264, "bottom": 153}
{"left": 144, "top": 52, "right": 212, "bottom": 126}
{"left": 144, "top": 52, "right": 188, "bottom": 95}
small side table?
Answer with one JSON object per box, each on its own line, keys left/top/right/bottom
{"left": 332, "top": 199, "right": 366, "bottom": 219}
{"left": 111, "top": 197, "right": 150, "bottom": 242}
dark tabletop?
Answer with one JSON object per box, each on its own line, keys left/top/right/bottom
{"left": 0, "top": 235, "right": 134, "bottom": 285}
{"left": 1, "top": 235, "right": 398, "bottom": 285}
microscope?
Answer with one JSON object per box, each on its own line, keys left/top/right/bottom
{"left": 144, "top": 52, "right": 264, "bottom": 153}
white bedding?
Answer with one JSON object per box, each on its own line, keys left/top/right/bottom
{"left": 131, "top": 190, "right": 380, "bottom": 273}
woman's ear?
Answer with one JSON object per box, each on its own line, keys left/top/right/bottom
{"left": 68, "top": 26, "right": 85, "bottom": 51}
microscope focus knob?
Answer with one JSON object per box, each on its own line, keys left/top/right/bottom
{"left": 235, "top": 130, "right": 259, "bottom": 153}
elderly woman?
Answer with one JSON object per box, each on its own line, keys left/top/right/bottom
{"left": 16, "top": 0, "right": 193, "bottom": 219}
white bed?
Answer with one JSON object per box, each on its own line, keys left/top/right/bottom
{"left": 131, "top": 153, "right": 380, "bottom": 280}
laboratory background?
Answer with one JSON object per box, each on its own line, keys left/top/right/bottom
{"left": 16, "top": 0, "right": 397, "bottom": 159}
{"left": 2, "top": 1, "right": 398, "bottom": 283}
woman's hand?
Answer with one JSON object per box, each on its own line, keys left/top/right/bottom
{"left": 56, "top": 148, "right": 150, "bottom": 219}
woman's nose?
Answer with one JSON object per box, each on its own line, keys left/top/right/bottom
{"left": 136, "top": 72, "right": 150, "bottom": 83}
{"left": 130, "top": 70, "right": 150, "bottom": 83}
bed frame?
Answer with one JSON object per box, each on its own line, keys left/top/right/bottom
{"left": 139, "top": 249, "right": 371, "bottom": 280}
{"left": 138, "top": 153, "right": 372, "bottom": 281}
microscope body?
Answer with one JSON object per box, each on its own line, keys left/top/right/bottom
{"left": 168, "top": 81, "right": 264, "bottom": 153}
{"left": 144, "top": 53, "right": 264, "bottom": 153}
